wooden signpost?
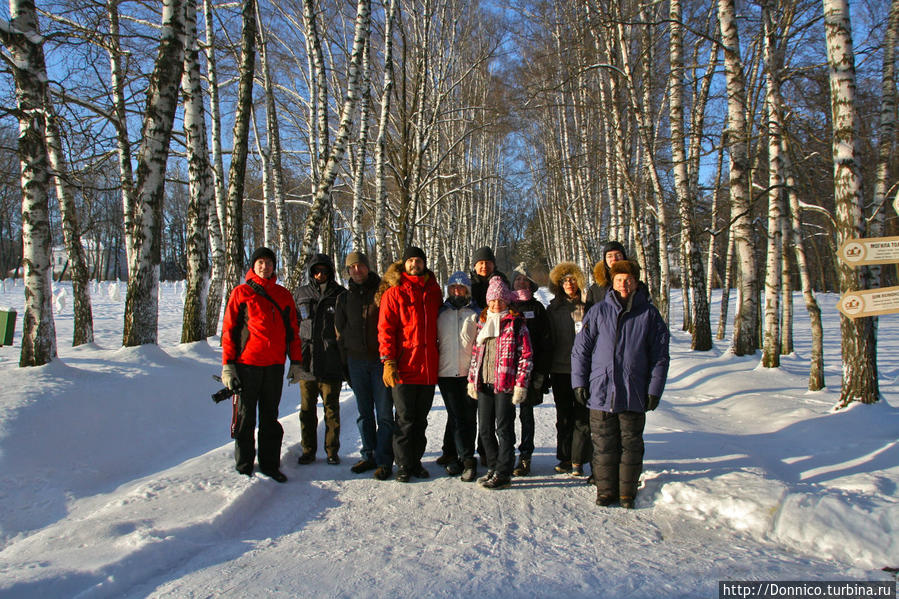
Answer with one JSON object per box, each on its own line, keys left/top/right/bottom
{"left": 837, "top": 235, "right": 899, "bottom": 319}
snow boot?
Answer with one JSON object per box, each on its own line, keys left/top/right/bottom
{"left": 412, "top": 463, "right": 430, "bottom": 479}
{"left": 373, "top": 466, "right": 392, "bottom": 481}
{"left": 396, "top": 466, "right": 411, "bottom": 483}
{"left": 435, "top": 453, "right": 457, "bottom": 466}
{"left": 297, "top": 452, "right": 315, "bottom": 465}
{"left": 596, "top": 492, "right": 617, "bottom": 507}
{"left": 477, "top": 469, "right": 496, "bottom": 485}
{"left": 554, "top": 461, "right": 572, "bottom": 473}
{"left": 620, "top": 495, "right": 635, "bottom": 509}
{"left": 460, "top": 459, "right": 478, "bottom": 482}
{"left": 445, "top": 460, "right": 464, "bottom": 476}
{"left": 351, "top": 459, "right": 376, "bottom": 473}
{"left": 481, "top": 474, "right": 511, "bottom": 490}
{"left": 261, "top": 469, "right": 287, "bottom": 483}
{"left": 512, "top": 457, "right": 531, "bottom": 477}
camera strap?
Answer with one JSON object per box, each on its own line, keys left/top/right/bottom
{"left": 245, "top": 280, "right": 294, "bottom": 346}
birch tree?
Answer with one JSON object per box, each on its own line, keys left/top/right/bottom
{"left": 223, "top": 0, "right": 257, "bottom": 302}
{"left": 288, "top": 0, "right": 371, "bottom": 289}
{"left": 669, "top": 0, "right": 711, "bottom": 350}
{"left": 2, "top": 0, "right": 58, "bottom": 366}
{"left": 122, "top": 0, "right": 186, "bottom": 346}
{"left": 180, "top": 0, "right": 213, "bottom": 343}
{"left": 823, "top": 0, "right": 879, "bottom": 405}
{"left": 718, "top": 0, "right": 759, "bottom": 356}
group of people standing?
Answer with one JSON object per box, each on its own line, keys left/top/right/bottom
{"left": 219, "top": 241, "right": 669, "bottom": 507}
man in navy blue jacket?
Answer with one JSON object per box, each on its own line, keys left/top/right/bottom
{"left": 571, "top": 260, "right": 669, "bottom": 509}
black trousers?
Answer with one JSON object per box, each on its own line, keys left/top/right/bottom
{"left": 590, "top": 409, "right": 646, "bottom": 499}
{"left": 391, "top": 383, "right": 435, "bottom": 469}
{"left": 438, "top": 377, "right": 477, "bottom": 462}
{"left": 552, "top": 373, "right": 592, "bottom": 464}
{"left": 234, "top": 363, "right": 285, "bottom": 472}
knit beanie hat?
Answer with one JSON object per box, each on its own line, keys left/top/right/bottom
{"left": 609, "top": 260, "right": 640, "bottom": 281}
{"left": 512, "top": 262, "right": 539, "bottom": 293}
{"left": 250, "top": 247, "right": 276, "bottom": 266}
{"left": 472, "top": 246, "right": 496, "bottom": 264}
{"left": 485, "top": 276, "right": 514, "bottom": 304}
{"left": 446, "top": 270, "right": 472, "bottom": 293}
{"left": 602, "top": 241, "right": 627, "bottom": 262}
{"left": 403, "top": 246, "right": 427, "bottom": 265}
{"left": 345, "top": 251, "right": 369, "bottom": 269}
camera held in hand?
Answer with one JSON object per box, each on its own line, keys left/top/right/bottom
{"left": 212, "top": 386, "right": 237, "bottom": 403}
{"left": 211, "top": 374, "right": 240, "bottom": 403}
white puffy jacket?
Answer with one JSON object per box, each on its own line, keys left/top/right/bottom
{"left": 437, "top": 301, "right": 479, "bottom": 377}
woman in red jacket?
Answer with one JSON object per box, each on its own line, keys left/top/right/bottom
{"left": 221, "top": 247, "right": 303, "bottom": 482}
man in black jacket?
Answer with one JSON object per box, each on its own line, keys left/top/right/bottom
{"left": 294, "top": 253, "right": 346, "bottom": 465}
{"left": 335, "top": 252, "right": 394, "bottom": 480}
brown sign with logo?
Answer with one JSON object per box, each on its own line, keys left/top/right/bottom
{"left": 837, "top": 285, "right": 899, "bottom": 319}
{"left": 838, "top": 236, "right": 899, "bottom": 266}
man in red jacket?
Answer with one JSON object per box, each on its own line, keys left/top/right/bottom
{"left": 377, "top": 247, "right": 442, "bottom": 482}
{"left": 221, "top": 247, "right": 303, "bottom": 482}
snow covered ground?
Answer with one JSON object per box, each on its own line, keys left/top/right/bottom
{"left": 0, "top": 279, "right": 896, "bottom": 598}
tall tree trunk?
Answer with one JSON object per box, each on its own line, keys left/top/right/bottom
{"left": 288, "top": 0, "right": 372, "bottom": 289}
{"left": 181, "top": 0, "right": 212, "bottom": 344}
{"left": 669, "top": 0, "right": 711, "bottom": 350}
{"left": 823, "top": 0, "right": 879, "bottom": 406}
{"left": 351, "top": 34, "right": 372, "bottom": 252}
{"left": 3, "top": 0, "right": 58, "bottom": 366}
{"left": 223, "top": 0, "right": 257, "bottom": 303}
{"left": 107, "top": 0, "right": 136, "bottom": 271}
{"left": 122, "top": 0, "right": 187, "bottom": 347}
{"left": 202, "top": 0, "right": 227, "bottom": 336}
{"left": 762, "top": 3, "right": 785, "bottom": 367}
{"left": 373, "top": 0, "right": 397, "bottom": 273}
{"left": 718, "top": 0, "right": 759, "bottom": 356}
{"left": 45, "top": 106, "right": 94, "bottom": 346}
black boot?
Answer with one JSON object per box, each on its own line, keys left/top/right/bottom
{"left": 512, "top": 457, "right": 530, "bottom": 477}
{"left": 460, "top": 459, "right": 478, "bottom": 482}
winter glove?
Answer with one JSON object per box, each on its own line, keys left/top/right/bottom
{"left": 382, "top": 360, "right": 399, "bottom": 388}
{"left": 512, "top": 386, "right": 527, "bottom": 405}
{"left": 286, "top": 363, "right": 303, "bottom": 385}
{"left": 646, "top": 394, "right": 661, "bottom": 411}
{"left": 467, "top": 382, "right": 478, "bottom": 399}
{"left": 573, "top": 387, "right": 589, "bottom": 407}
{"left": 530, "top": 372, "right": 545, "bottom": 392}
{"left": 221, "top": 363, "right": 241, "bottom": 392}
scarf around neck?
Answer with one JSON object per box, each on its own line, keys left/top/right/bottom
{"left": 477, "top": 309, "right": 509, "bottom": 346}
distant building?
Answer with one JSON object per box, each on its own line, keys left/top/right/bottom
{"left": 51, "top": 238, "right": 127, "bottom": 281}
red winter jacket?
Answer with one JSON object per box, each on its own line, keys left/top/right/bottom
{"left": 222, "top": 269, "right": 303, "bottom": 367}
{"left": 377, "top": 262, "right": 442, "bottom": 385}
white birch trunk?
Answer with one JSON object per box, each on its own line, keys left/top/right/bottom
{"left": 203, "top": 0, "right": 227, "bottom": 336}
{"left": 180, "top": 0, "right": 212, "bottom": 344}
{"left": 123, "top": 0, "right": 186, "bottom": 347}
{"left": 4, "top": 0, "right": 58, "bottom": 366}
{"left": 823, "top": 0, "right": 879, "bottom": 405}
{"left": 718, "top": 0, "right": 759, "bottom": 356}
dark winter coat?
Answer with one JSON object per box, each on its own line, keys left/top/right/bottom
{"left": 511, "top": 295, "right": 551, "bottom": 404}
{"left": 335, "top": 271, "right": 381, "bottom": 362}
{"left": 546, "top": 262, "right": 590, "bottom": 374}
{"left": 293, "top": 253, "right": 346, "bottom": 381}
{"left": 377, "top": 261, "right": 443, "bottom": 385}
{"left": 222, "top": 269, "right": 302, "bottom": 367}
{"left": 470, "top": 270, "right": 509, "bottom": 311}
{"left": 571, "top": 286, "right": 670, "bottom": 413}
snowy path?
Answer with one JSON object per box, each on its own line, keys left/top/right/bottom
{"left": 0, "top": 283, "right": 895, "bottom": 597}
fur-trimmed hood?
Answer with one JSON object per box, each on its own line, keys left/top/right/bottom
{"left": 549, "top": 262, "right": 587, "bottom": 300}
{"left": 374, "top": 260, "right": 437, "bottom": 305}
{"left": 593, "top": 261, "right": 609, "bottom": 288}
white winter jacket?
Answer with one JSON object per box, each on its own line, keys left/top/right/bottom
{"left": 437, "top": 300, "right": 479, "bottom": 377}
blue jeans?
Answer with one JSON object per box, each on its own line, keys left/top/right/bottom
{"left": 347, "top": 356, "right": 394, "bottom": 467}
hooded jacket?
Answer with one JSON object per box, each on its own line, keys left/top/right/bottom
{"left": 437, "top": 295, "right": 480, "bottom": 378}
{"left": 571, "top": 285, "right": 670, "bottom": 413}
{"left": 335, "top": 270, "right": 381, "bottom": 362}
{"left": 546, "top": 262, "right": 590, "bottom": 373}
{"left": 293, "top": 253, "right": 346, "bottom": 380}
{"left": 222, "top": 268, "right": 302, "bottom": 367}
{"left": 377, "top": 261, "right": 443, "bottom": 385}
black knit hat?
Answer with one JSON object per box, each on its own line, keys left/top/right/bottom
{"left": 403, "top": 246, "right": 427, "bottom": 264}
{"left": 250, "top": 247, "right": 276, "bottom": 266}
{"left": 602, "top": 241, "right": 627, "bottom": 261}
{"left": 472, "top": 246, "right": 496, "bottom": 264}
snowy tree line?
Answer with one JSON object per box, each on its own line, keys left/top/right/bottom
{"left": 0, "top": 0, "right": 896, "bottom": 407}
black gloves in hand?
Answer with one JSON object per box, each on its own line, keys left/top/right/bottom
{"left": 647, "top": 394, "right": 660, "bottom": 411}
{"left": 573, "top": 387, "right": 589, "bottom": 407}
{"left": 530, "top": 372, "right": 544, "bottom": 392}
